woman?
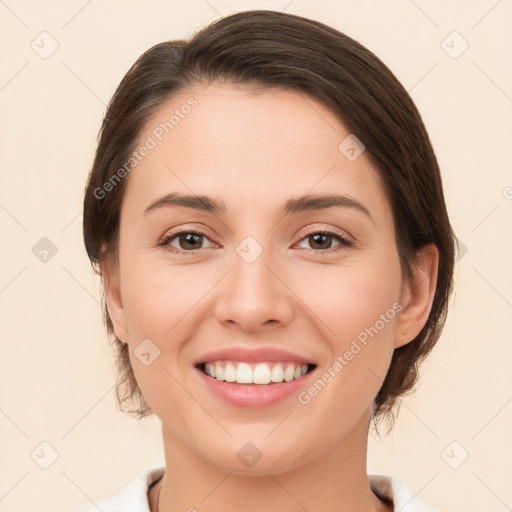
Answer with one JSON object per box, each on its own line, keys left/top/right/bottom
{"left": 76, "top": 9, "right": 455, "bottom": 512}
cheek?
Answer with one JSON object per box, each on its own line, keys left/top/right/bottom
{"left": 121, "top": 261, "right": 196, "bottom": 419}
{"left": 294, "top": 259, "right": 400, "bottom": 398}
{"left": 296, "top": 257, "right": 401, "bottom": 344}
{"left": 121, "top": 257, "right": 213, "bottom": 337}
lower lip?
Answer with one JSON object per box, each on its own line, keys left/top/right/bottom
{"left": 195, "top": 366, "right": 316, "bottom": 408}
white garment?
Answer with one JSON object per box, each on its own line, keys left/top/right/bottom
{"left": 70, "top": 466, "right": 437, "bottom": 512}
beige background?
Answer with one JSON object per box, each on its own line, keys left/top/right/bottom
{"left": 1, "top": 1, "right": 511, "bottom": 511}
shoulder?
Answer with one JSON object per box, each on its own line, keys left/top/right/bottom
{"left": 368, "top": 473, "right": 439, "bottom": 511}
{"left": 68, "top": 466, "right": 165, "bottom": 512}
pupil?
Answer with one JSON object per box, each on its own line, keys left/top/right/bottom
{"left": 311, "top": 233, "right": 330, "bottom": 249}
{"left": 181, "top": 233, "right": 201, "bottom": 249}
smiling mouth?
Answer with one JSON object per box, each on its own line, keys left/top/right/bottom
{"left": 195, "top": 361, "right": 317, "bottom": 385}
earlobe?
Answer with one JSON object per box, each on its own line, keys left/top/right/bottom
{"left": 100, "top": 253, "right": 130, "bottom": 342}
{"left": 394, "top": 243, "right": 439, "bottom": 349}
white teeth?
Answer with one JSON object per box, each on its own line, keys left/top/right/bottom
{"left": 283, "top": 364, "right": 295, "bottom": 382}
{"left": 235, "top": 362, "right": 253, "bottom": 383}
{"left": 271, "top": 364, "right": 284, "bottom": 382}
{"left": 253, "top": 363, "right": 271, "bottom": 384}
{"left": 224, "top": 363, "right": 236, "bottom": 382}
{"left": 203, "top": 361, "right": 311, "bottom": 385}
{"left": 214, "top": 362, "right": 224, "bottom": 381}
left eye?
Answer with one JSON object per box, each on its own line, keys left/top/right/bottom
{"left": 296, "top": 231, "right": 352, "bottom": 251}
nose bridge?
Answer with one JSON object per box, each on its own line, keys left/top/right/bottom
{"left": 233, "top": 239, "right": 275, "bottom": 297}
{"left": 214, "top": 235, "right": 293, "bottom": 330}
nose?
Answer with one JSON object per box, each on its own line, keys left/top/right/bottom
{"left": 213, "top": 246, "right": 294, "bottom": 332}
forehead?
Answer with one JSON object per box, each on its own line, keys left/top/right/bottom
{"left": 121, "top": 83, "right": 390, "bottom": 224}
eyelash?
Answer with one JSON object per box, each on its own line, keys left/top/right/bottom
{"left": 158, "top": 227, "right": 353, "bottom": 255}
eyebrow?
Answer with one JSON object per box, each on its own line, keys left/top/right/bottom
{"left": 143, "top": 192, "right": 374, "bottom": 223}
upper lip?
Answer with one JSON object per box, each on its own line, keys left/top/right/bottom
{"left": 194, "top": 346, "right": 317, "bottom": 366}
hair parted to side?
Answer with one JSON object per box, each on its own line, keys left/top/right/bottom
{"left": 82, "top": 9, "right": 456, "bottom": 427}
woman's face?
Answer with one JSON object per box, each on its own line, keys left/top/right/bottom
{"left": 103, "top": 83, "right": 435, "bottom": 474}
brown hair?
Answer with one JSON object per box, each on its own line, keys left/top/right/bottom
{"left": 83, "top": 9, "right": 456, "bottom": 426}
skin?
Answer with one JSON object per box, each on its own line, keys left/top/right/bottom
{"left": 101, "top": 83, "right": 438, "bottom": 512}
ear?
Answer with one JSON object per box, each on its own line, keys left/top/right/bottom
{"left": 394, "top": 243, "right": 439, "bottom": 349}
{"left": 100, "top": 251, "right": 130, "bottom": 343}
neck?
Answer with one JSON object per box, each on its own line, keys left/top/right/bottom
{"left": 154, "top": 410, "right": 390, "bottom": 512}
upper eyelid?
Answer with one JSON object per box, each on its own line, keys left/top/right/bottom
{"left": 162, "top": 222, "right": 352, "bottom": 239}
{"left": 299, "top": 224, "right": 352, "bottom": 239}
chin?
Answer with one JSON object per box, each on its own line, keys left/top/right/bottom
{"left": 201, "top": 438, "right": 313, "bottom": 477}
{"left": 215, "top": 455, "right": 301, "bottom": 477}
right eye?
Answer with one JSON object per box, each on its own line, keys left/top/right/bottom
{"left": 159, "top": 230, "right": 216, "bottom": 254}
